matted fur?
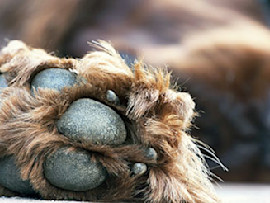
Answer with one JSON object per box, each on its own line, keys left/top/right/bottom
{"left": 0, "top": 40, "right": 219, "bottom": 202}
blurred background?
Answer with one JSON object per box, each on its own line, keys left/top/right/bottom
{"left": 0, "top": 0, "right": 269, "bottom": 184}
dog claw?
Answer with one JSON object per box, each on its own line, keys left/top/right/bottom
{"left": 131, "top": 163, "right": 147, "bottom": 176}
{"left": 145, "top": 148, "right": 158, "bottom": 161}
{"left": 106, "top": 90, "right": 120, "bottom": 105}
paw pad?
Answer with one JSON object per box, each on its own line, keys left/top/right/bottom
{"left": 57, "top": 98, "right": 126, "bottom": 145}
{"left": 44, "top": 148, "right": 107, "bottom": 191}
{"left": 31, "top": 68, "right": 77, "bottom": 93}
{"left": 0, "top": 156, "right": 35, "bottom": 195}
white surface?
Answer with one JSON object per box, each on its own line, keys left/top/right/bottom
{"left": 216, "top": 183, "right": 270, "bottom": 203}
{"left": 0, "top": 197, "right": 80, "bottom": 202}
{"left": 0, "top": 183, "right": 269, "bottom": 202}
{"left": 0, "top": 197, "right": 85, "bottom": 203}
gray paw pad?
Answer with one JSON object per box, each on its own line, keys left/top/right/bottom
{"left": 0, "top": 156, "right": 36, "bottom": 195}
{"left": 31, "top": 68, "right": 77, "bottom": 94}
{"left": 44, "top": 148, "right": 107, "bottom": 191}
{"left": 57, "top": 98, "right": 126, "bottom": 145}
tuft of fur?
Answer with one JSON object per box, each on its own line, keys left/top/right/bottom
{"left": 0, "top": 40, "right": 219, "bottom": 202}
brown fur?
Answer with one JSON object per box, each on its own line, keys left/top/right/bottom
{"left": 175, "top": 24, "right": 270, "bottom": 99}
{"left": 171, "top": 25, "right": 270, "bottom": 135}
{"left": 0, "top": 41, "right": 218, "bottom": 202}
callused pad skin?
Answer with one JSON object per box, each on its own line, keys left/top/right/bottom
{"left": 57, "top": 98, "right": 127, "bottom": 145}
{"left": 31, "top": 68, "right": 77, "bottom": 93}
{"left": 0, "top": 156, "right": 36, "bottom": 195}
{"left": 44, "top": 148, "right": 107, "bottom": 191}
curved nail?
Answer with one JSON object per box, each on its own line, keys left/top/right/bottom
{"left": 131, "top": 163, "right": 147, "bottom": 176}
{"left": 145, "top": 148, "right": 158, "bottom": 161}
{"left": 106, "top": 90, "right": 120, "bottom": 105}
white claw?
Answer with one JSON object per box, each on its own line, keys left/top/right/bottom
{"left": 132, "top": 163, "right": 147, "bottom": 175}
{"left": 106, "top": 90, "right": 120, "bottom": 104}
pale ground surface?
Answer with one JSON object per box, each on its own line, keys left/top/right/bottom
{"left": 216, "top": 183, "right": 270, "bottom": 203}
{"left": 0, "top": 183, "right": 269, "bottom": 203}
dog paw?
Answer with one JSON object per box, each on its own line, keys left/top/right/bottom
{"left": 0, "top": 41, "right": 213, "bottom": 203}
